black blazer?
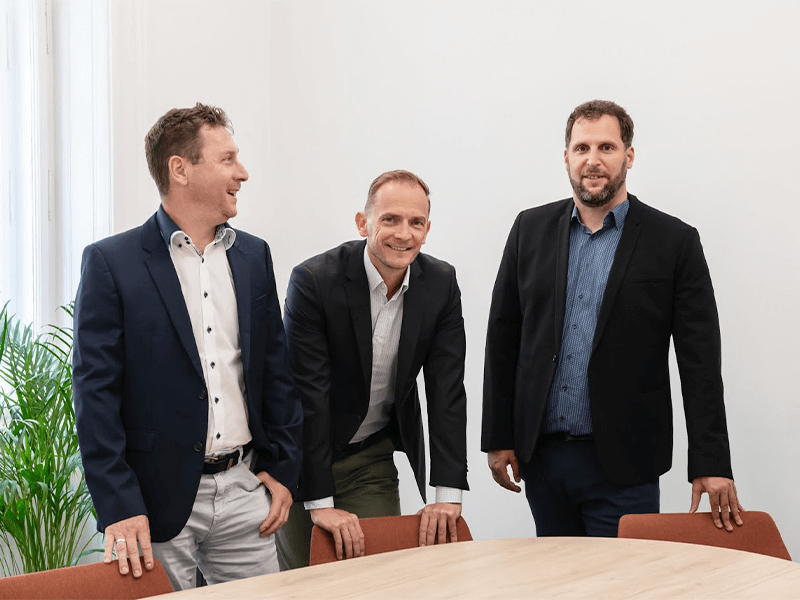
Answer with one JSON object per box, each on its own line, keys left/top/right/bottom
{"left": 73, "top": 211, "right": 303, "bottom": 542}
{"left": 482, "top": 194, "right": 733, "bottom": 485}
{"left": 284, "top": 240, "right": 469, "bottom": 502}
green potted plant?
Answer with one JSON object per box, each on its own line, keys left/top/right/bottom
{"left": 0, "top": 302, "right": 99, "bottom": 575}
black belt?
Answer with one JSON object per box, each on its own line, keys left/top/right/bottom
{"left": 335, "top": 428, "right": 390, "bottom": 460}
{"left": 203, "top": 443, "right": 251, "bottom": 475}
{"left": 539, "top": 432, "right": 594, "bottom": 443}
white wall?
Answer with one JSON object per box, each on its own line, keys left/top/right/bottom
{"left": 110, "top": 1, "right": 800, "bottom": 559}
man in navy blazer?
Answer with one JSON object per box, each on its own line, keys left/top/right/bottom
{"left": 73, "top": 104, "right": 302, "bottom": 589}
{"left": 483, "top": 100, "right": 743, "bottom": 537}
{"left": 275, "top": 170, "right": 468, "bottom": 569}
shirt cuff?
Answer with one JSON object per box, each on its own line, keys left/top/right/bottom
{"left": 435, "top": 486, "right": 463, "bottom": 504}
{"left": 304, "top": 496, "right": 335, "bottom": 510}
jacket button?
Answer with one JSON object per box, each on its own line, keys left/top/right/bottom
{"left": 552, "top": 355, "right": 557, "bottom": 362}
{"left": 199, "top": 389, "right": 207, "bottom": 400}
{"left": 193, "top": 442, "right": 203, "bottom": 452}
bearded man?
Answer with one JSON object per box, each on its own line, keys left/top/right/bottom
{"left": 482, "top": 100, "right": 743, "bottom": 537}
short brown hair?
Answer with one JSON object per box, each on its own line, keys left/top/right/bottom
{"left": 565, "top": 100, "right": 634, "bottom": 148}
{"left": 365, "top": 169, "right": 431, "bottom": 215}
{"left": 145, "top": 103, "right": 232, "bottom": 196}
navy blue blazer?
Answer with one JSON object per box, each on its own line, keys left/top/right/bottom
{"left": 73, "top": 210, "right": 302, "bottom": 542}
{"left": 482, "top": 195, "right": 733, "bottom": 485}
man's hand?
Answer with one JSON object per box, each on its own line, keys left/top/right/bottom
{"left": 309, "top": 508, "right": 365, "bottom": 560}
{"left": 488, "top": 449, "right": 522, "bottom": 493}
{"left": 417, "top": 502, "right": 462, "bottom": 547}
{"left": 690, "top": 476, "right": 744, "bottom": 531}
{"left": 104, "top": 514, "right": 153, "bottom": 577}
{"left": 256, "top": 471, "right": 293, "bottom": 536}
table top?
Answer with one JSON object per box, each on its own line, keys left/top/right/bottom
{"left": 155, "top": 537, "right": 800, "bottom": 599}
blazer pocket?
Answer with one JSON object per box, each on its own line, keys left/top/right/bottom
{"left": 252, "top": 293, "right": 268, "bottom": 310}
{"left": 126, "top": 428, "right": 155, "bottom": 453}
{"left": 624, "top": 278, "right": 669, "bottom": 285}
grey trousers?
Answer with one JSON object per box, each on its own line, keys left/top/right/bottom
{"left": 275, "top": 435, "right": 401, "bottom": 570}
{"left": 152, "top": 453, "right": 279, "bottom": 590}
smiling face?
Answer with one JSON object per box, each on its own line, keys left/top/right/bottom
{"left": 356, "top": 180, "right": 431, "bottom": 285}
{"left": 565, "top": 114, "right": 634, "bottom": 209}
{"left": 185, "top": 125, "right": 249, "bottom": 225}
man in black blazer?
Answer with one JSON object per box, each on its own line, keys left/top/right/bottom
{"left": 73, "top": 104, "right": 302, "bottom": 589}
{"left": 276, "top": 170, "right": 468, "bottom": 568}
{"left": 482, "top": 100, "right": 742, "bottom": 537}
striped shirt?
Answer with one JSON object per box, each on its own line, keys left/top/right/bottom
{"left": 544, "top": 200, "right": 629, "bottom": 435}
{"left": 350, "top": 246, "right": 411, "bottom": 443}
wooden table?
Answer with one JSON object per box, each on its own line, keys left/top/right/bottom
{"left": 154, "top": 537, "right": 800, "bottom": 599}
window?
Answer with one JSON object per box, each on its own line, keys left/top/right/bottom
{"left": 1, "top": 0, "right": 111, "bottom": 331}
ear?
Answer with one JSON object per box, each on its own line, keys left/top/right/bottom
{"left": 169, "top": 155, "right": 189, "bottom": 188}
{"left": 420, "top": 220, "right": 431, "bottom": 245}
{"left": 564, "top": 148, "right": 569, "bottom": 170}
{"left": 355, "top": 211, "right": 369, "bottom": 238}
{"left": 626, "top": 146, "right": 635, "bottom": 169}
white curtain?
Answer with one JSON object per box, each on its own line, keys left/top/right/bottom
{"left": 1, "top": 0, "right": 111, "bottom": 331}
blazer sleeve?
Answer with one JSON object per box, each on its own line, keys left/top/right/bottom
{"left": 72, "top": 244, "right": 148, "bottom": 531}
{"left": 481, "top": 212, "right": 523, "bottom": 452}
{"left": 671, "top": 227, "right": 733, "bottom": 481}
{"left": 284, "top": 264, "right": 336, "bottom": 501}
{"left": 250, "top": 242, "right": 304, "bottom": 492}
{"left": 423, "top": 268, "right": 469, "bottom": 491}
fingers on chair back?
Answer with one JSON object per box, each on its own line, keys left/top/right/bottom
{"left": 309, "top": 514, "right": 473, "bottom": 566}
{"left": 617, "top": 511, "right": 791, "bottom": 561}
{"left": 0, "top": 558, "right": 173, "bottom": 600}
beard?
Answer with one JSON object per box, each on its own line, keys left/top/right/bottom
{"left": 569, "top": 163, "right": 627, "bottom": 208}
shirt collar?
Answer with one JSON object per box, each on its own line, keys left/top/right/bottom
{"left": 571, "top": 198, "right": 630, "bottom": 231}
{"left": 363, "top": 244, "right": 411, "bottom": 297}
{"left": 156, "top": 204, "right": 236, "bottom": 250}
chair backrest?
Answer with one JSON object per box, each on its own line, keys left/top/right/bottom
{"left": 0, "top": 558, "right": 174, "bottom": 599}
{"left": 309, "top": 514, "right": 473, "bottom": 566}
{"left": 618, "top": 511, "right": 792, "bottom": 561}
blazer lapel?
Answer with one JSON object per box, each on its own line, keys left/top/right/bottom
{"left": 344, "top": 243, "right": 373, "bottom": 392}
{"left": 553, "top": 201, "right": 573, "bottom": 355}
{"left": 227, "top": 241, "right": 252, "bottom": 385}
{"left": 142, "top": 216, "right": 204, "bottom": 381}
{"left": 395, "top": 260, "right": 423, "bottom": 398}
{"left": 592, "top": 194, "right": 642, "bottom": 352}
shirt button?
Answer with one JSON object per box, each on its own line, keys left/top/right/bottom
{"left": 214, "top": 397, "right": 219, "bottom": 404}
{"left": 201, "top": 258, "right": 205, "bottom": 263}
{"left": 207, "top": 326, "right": 212, "bottom": 333}
{"left": 579, "top": 294, "right": 584, "bottom": 300}
{"left": 210, "top": 362, "right": 215, "bottom": 368}
{"left": 204, "top": 292, "right": 208, "bottom": 298}
{"left": 216, "top": 433, "right": 220, "bottom": 439}
{"left": 193, "top": 442, "right": 203, "bottom": 452}
{"left": 572, "top": 324, "right": 577, "bottom": 330}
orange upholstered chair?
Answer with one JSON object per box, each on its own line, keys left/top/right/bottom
{"left": 0, "top": 558, "right": 173, "bottom": 599}
{"left": 309, "top": 514, "right": 473, "bottom": 566}
{"left": 618, "top": 511, "right": 792, "bottom": 561}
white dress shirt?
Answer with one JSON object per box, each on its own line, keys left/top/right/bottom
{"left": 305, "top": 246, "right": 462, "bottom": 509}
{"left": 167, "top": 226, "right": 251, "bottom": 457}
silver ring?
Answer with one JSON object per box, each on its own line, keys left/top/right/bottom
{"left": 116, "top": 538, "right": 126, "bottom": 544}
